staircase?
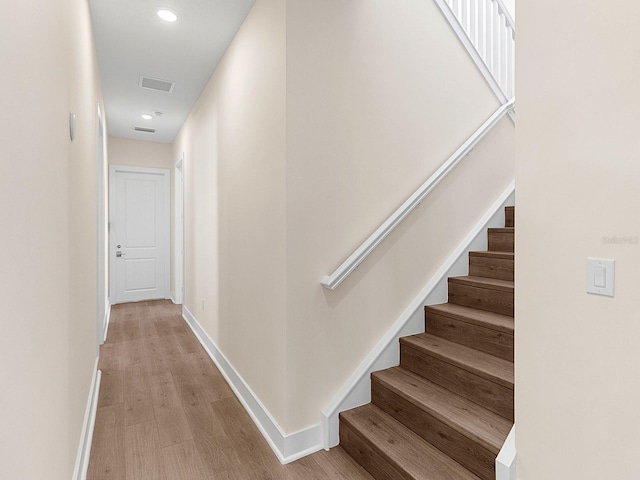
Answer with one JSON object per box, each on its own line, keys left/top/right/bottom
{"left": 340, "top": 206, "right": 515, "bottom": 480}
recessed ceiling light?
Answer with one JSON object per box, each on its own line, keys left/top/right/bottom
{"left": 141, "top": 114, "right": 153, "bottom": 120}
{"left": 157, "top": 9, "right": 177, "bottom": 22}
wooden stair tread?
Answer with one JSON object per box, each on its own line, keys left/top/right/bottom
{"left": 400, "top": 333, "right": 514, "bottom": 389}
{"left": 487, "top": 227, "right": 514, "bottom": 233}
{"left": 468, "top": 251, "right": 514, "bottom": 260}
{"left": 449, "top": 275, "right": 514, "bottom": 292}
{"left": 426, "top": 303, "right": 514, "bottom": 334}
{"left": 341, "top": 404, "right": 482, "bottom": 480}
{"left": 373, "top": 367, "right": 512, "bottom": 453}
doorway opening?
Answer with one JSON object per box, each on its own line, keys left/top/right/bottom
{"left": 109, "top": 165, "right": 170, "bottom": 304}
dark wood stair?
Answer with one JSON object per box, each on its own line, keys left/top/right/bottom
{"left": 340, "top": 206, "right": 515, "bottom": 480}
{"left": 469, "top": 251, "right": 514, "bottom": 282}
{"left": 341, "top": 404, "right": 483, "bottom": 480}
{"left": 424, "top": 304, "right": 513, "bottom": 361}
{"left": 448, "top": 276, "right": 514, "bottom": 316}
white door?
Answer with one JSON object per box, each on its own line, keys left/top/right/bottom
{"left": 109, "top": 165, "right": 170, "bottom": 304}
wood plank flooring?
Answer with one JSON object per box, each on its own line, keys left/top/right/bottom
{"left": 88, "top": 300, "right": 372, "bottom": 480}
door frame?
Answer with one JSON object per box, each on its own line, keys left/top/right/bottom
{"left": 96, "top": 104, "right": 107, "bottom": 345}
{"left": 174, "top": 154, "right": 185, "bottom": 304}
{"left": 109, "top": 164, "right": 171, "bottom": 304}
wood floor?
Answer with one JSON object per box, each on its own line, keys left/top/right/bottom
{"left": 88, "top": 300, "right": 373, "bottom": 480}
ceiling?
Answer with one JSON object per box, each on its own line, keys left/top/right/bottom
{"left": 89, "top": 0, "right": 256, "bottom": 143}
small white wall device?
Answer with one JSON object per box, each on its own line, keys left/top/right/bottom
{"left": 586, "top": 258, "right": 615, "bottom": 297}
{"left": 69, "top": 112, "right": 76, "bottom": 141}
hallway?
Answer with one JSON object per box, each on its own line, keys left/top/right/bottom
{"left": 87, "top": 300, "right": 373, "bottom": 479}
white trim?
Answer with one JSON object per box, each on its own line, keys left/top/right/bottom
{"left": 321, "top": 182, "right": 515, "bottom": 448}
{"left": 96, "top": 103, "right": 107, "bottom": 346}
{"left": 102, "top": 300, "right": 111, "bottom": 344}
{"left": 496, "top": 425, "right": 517, "bottom": 479}
{"left": 174, "top": 155, "right": 185, "bottom": 305}
{"left": 322, "top": 101, "right": 514, "bottom": 290}
{"left": 182, "top": 306, "right": 322, "bottom": 463}
{"left": 72, "top": 358, "right": 102, "bottom": 480}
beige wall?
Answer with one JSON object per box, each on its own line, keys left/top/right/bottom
{"left": 284, "top": 0, "right": 513, "bottom": 431}
{"left": 516, "top": 0, "right": 640, "bottom": 478}
{"left": 173, "top": 0, "right": 288, "bottom": 425}
{"left": 108, "top": 135, "right": 174, "bottom": 169}
{"left": 174, "top": 0, "right": 514, "bottom": 434}
{"left": 0, "top": 0, "right": 105, "bottom": 477}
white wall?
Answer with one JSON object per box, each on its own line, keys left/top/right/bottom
{"left": 516, "top": 0, "right": 640, "bottom": 478}
{"left": 0, "top": 0, "right": 105, "bottom": 477}
{"left": 173, "top": 0, "right": 288, "bottom": 425}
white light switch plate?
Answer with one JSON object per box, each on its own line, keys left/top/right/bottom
{"left": 586, "top": 258, "right": 615, "bottom": 297}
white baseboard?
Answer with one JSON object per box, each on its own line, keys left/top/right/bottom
{"left": 496, "top": 425, "right": 516, "bottom": 479}
{"left": 72, "top": 358, "right": 102, "bottom": 480}
{"left": 102, "top": 300, "right": 111, "bottom": 345}
{"left": 182, "top": 306, "right": 323, "bottom": 464}
{"left": 321, "top": 182, "right": 516, "bottom": 449}
{"left": 170, "top": 291, "right": 176, "bottom": 304}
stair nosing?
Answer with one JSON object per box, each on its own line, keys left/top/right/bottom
{"left": 448, "top": 275, "right": 514, "bottom": 292}
{"left": 400, "top": 333, "right": 514, "bottom": 389}
{"left": 426, "top": 303, "right": 514, "bottom": 334}
{"left": 469, "top": 251, "right": 514, "bottom": 259}
{"left": 373, "top": 367, "right": 511, "bottom": 453}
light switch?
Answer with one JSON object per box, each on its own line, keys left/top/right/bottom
{"left": 593, "top": 267, "right": 606, "bottom": 288}
{"left": 587, "top": 258, "right": 615, "bottom": 297}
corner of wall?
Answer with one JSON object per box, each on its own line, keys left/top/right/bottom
{"left": 182, "top": 305, "right": 323, "bottom": 463}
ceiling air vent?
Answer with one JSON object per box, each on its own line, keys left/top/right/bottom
{"left": 134, "top": 126, "right": 156, "bottom": 133}
{"left": 139, "top": 75, "right": 175, "bottom": 93}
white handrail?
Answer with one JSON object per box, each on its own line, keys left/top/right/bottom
{"left": 321, "top": 98, "right": 515, "bottom": 290}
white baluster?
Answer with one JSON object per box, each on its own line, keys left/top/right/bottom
{"left": 500, "top": 12, "right": 507, "bottom": 93}
{"left": 507, "top": 28, "right": 514, "bottom": 97}
{"left": 469, "top": 0, "right": 478, "bottom": 48}
{"left": 486, "top": 0, "right": 494, "bottom": 72}
{"left": 461, "top": 0, "right": 469, "bottom": 34}
{"left": 493, "top": 2, "right": 501, "bottom": 84}
{"left": 436, "top": 0, "right": 514, "bottom": 101}
{"left": 478, "top": 0, "right": 486, "bottom": 59}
